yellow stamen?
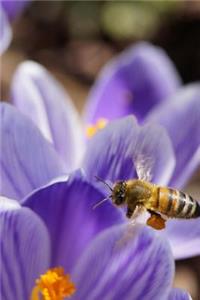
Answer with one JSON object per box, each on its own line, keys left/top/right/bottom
{"left": 30, "top": 267, "right": 76, "bottom": 300}
{"left": 86, "top": 118, "right": 108, "bottom": 138}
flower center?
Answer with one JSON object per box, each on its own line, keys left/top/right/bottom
{"left": 86, "top": 118, "right": 108, "bottom": 138}
{"left": 30, "top": 267, "right": 76, "bottom": 300}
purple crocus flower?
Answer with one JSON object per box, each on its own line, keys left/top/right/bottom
{"left": 0, "top": 196, "right": 182, "bottom": 300}
{"left": 11, "top": 60, "right": 84, "bottom": 172}
{"left": 0, "top": 0, "right": 30, "bottom": 54}
{"left": 84, "top": 42, "right": 182, "bottom": 124}
{"left": 0, "top": 103, "right": 191, "bottom": 299}
{"left": 5, "top": 53, "right": 200, "bottom": 261}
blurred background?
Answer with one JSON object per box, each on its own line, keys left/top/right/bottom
{"left": 1, "top": 1, "right": 200, "bottom": 298}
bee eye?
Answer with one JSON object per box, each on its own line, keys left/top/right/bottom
{"left": 116, "top": 195, "right": 124, "bottom": 205}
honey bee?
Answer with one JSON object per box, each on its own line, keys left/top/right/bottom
{"left": 94, "top": 154, "right": 200, "bottom": 230}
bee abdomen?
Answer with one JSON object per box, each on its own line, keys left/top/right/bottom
{"left": 193, "top": 200, "right": 200, "bottom": 218}
{"left": 176, "top": 191, "right": 200, "bottom": 218}
{"left": 156, "top": 187, "right": 199, "bottom": 219}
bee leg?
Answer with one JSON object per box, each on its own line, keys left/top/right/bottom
{"left": 146, "top": 210, "right": 166, "bottom": 230}
{"left": 127, "top": 206, "right": 144, "bottom": 226}
{"left": 126, "top": 207, "right": 134, "bottom": 219}
{"left": 127, "top": 207, "right": 138, "bottom": 227}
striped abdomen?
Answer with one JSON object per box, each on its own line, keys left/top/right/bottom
{"left": 153, "top": 187, "right": 200, "bottom": 219}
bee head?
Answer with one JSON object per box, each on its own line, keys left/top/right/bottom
{"left": 112, "top": 181, "right": 127, "bottom": 206}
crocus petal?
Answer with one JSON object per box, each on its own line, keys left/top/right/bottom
{"left": 11, "top": 61, "right": 84, "bottom": 170}
{"left": 168, "top": 288, "right": 192, "bottom": 300}
{"left": 1, "top": 0, "right": 30, "bottom": 21}
{"left": 0, "top": 4, "right": 12, "bottom": 55}
{"left": 0, "top": 196, "right": 50, "bottom": 300}
{"left": 0, "top": 103, "right": 65, "bottom": 201}
{"left": 84, "top": 42, "right": 181, "bottom": 125}
{"left": 164, "top": 218, "right": 200, "bottom": 259}
{"left": 147, "top": 83, "right": 200, "bottom": 188}
{"left": 72, "top": 224, "right": 174, "bottom": 300}
{"left": 83, "top": 116, "right": 175, "bottom": 185}
{"left": 24, "top": 170, "right": 124, "bottom": 272}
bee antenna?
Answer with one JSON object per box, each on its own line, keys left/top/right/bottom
{"left": 92, "top": 196, "right": 112, "bottom": 210}
{"left": 95, "top": 175, "right": 113, "bottom": 192}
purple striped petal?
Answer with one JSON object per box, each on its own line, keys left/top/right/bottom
{"left": 164, "top": 218, "right": 200, "bottom": 259}
{"left": 72, "top": 224, "right": 174, "bottom": 300}
{"left": 1, "top": 0, "right": 30, "bottom": 21}
{"left": 0, "top": 4, "right": 12, "bottom": 54}
{"left": 147, "top": 83, "right": 200, "bottom": 188}
{"left": 24, "top": 171, "right": 124, "bottom": 273}
{"left": 84, "top": 42, "right": 181, "bottom": 125}
{"left": 0, "top": 103, "right": 65, "bottom": 201}
{"left": 11, "top": 61, "right": 84, "bottom": 171}
{"left": 0, "top": 196, "right": 50, "bottom": 300}
{"left": 168, "top": 288, "right": 192, "bottom": 300}
{"left": 83, "top": 116, "right": 175, "bottom": 185}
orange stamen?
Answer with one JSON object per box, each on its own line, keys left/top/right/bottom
{"left": 30, "top": 267, "right": 76, "bottom": 300}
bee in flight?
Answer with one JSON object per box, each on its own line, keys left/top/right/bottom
{"left": 94, "top": 154, "right": 200, "bottom": 230}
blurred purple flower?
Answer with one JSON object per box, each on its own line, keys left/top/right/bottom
{"left": 0, "top": 0, "right": 30, "bottom": 54}
{"left": 1, "top": 0, "right": 30, "bottom": 21}
{"left": 84, "top": 42, "right": 182, "bottom": 124}
{"left": 11, "top": 61, "right": 84, "bottom": 171}
{"left": 0, "top": 3, "right": 12, "bottom": 54}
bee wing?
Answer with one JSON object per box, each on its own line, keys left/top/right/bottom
{"left": 133, "top": 153, "right": 154, "bottom": 182}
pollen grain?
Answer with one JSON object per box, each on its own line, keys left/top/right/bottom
{"left": 86, "top": 118, "right": 108, "bottom": 138}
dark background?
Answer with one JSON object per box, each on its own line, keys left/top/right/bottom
{"left": 1, "top": 1, "right": 200, "bottom": 298}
